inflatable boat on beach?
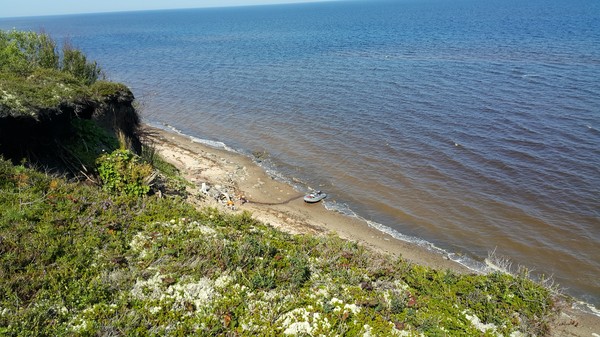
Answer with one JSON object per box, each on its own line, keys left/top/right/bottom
{"left": 304, "top": 190, "right": 327, "bottom": 203}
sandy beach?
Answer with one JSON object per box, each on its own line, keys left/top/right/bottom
{"left": 143, "top": 124, "right": 599, "bottom": 336}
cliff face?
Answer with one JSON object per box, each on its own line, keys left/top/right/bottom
{"left": 91, "top": 88, "right": 142, "bottom": 153}
{"left": 0, "top": 87, "right": 141, "bottom": 170}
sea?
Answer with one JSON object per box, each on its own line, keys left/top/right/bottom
{"left": 1, "top": 0, "right": 599, "bottom": 312}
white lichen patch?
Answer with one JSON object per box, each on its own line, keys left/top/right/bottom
{"left": 130, "top": 272, "right": 166, "bottom": 300}
{"left": 463, "top": 310, "right": 499, "bottom": 335}
{"left": 165, "top": 277, "right": 215, "bottom": 311}
{"left": 69, "top": 318, "right": 90, "bottom": 333}
{"left": 309, "top": 286, "right": 330, "bottom": 300}
{"left": 363, "top": 324, "right": 374, "bottom": 337}
{"left": 278, "top": 307, "right": 332, "bottom": 336}
{"left": 214, "top": 274, "right": 232, "bottom": 289}
{"left": 149, "top": 306, "right": 162, "bottom": 314}
{"left": 162, "top": 218, "right": 218, "bottom": 236}
{"left": 129, "top": 232, "right": 151, "bottom": 252}
{"left": 130, "top": 272, "right": 221, "bottom": 315}
{"left": 344, "top": 303, "right": 361, "bottom": 315}
{"left": 68, "top": 303, "right": 118, "bottom": 334}
{"left": 283, "top": 321, "right": 313, "bottom": 335}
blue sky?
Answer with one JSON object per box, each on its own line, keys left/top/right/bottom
{"left": 1, "top": 0, "right": 333, "bottom": 18}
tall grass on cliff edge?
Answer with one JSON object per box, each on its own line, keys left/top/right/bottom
{"left": 0, "top": 155, "right": 561, "bottom": 336}
{"left": 0, "top": 29, "right": 101, "bottom": 85}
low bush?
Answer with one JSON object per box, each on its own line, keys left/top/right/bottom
{"left": 96, "top": 149, "right": 153, "bottom": 197}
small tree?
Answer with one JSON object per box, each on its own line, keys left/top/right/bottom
{"left": 0, "top": 30, "right": 59, "bottom": 74}
{"left": 36, "top": 31, "right": 59, "bottom": 69}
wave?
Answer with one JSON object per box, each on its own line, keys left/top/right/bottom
{"left": 158, "top": 122, "right": 237, "bottom": 153}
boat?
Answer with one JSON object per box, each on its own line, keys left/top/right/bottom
{"left": 304, "top": 190, "right": 327, "bottom": 203}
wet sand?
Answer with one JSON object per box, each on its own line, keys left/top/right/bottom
{"left": 142, "top": 124, "right": 599, "bottom": 336}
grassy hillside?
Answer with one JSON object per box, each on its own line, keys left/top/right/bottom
{"left": 0, "top": 29, "right": 561, "bottom": 336}
{"left": 0, "top": 156, "right": 559, "bottom": 336}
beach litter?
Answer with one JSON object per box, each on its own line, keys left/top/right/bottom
{"left": 199, "top": 182, "right": 240, "bottom": 210}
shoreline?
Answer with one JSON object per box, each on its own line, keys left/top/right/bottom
{"left": 144, "top": 124, "right": 468, "bottom": 272}
{"left": 142, "top": 124, "right": 600, "bottom": 335}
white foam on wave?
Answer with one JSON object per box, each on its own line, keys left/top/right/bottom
{"left": 160, "top": 123, "right": 237, "bottom": 153}
{"left": 189, "top": 136, "right": 235, "bottom": 152}
{"left": 573, "top": 300, "right": 600, "bottom": 318}
{"left": 366, "top": 218, "right": 486, "bottom": 273}
{"left": 323, "top": 200, "right": 487, "bottom": 274}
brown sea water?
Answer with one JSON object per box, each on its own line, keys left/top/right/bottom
{"left": 2, "top": 0, "right": 599, "bottom": 310}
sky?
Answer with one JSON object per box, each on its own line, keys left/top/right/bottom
{"left": 0, "top": 0, "right": 332, "bottom": 18}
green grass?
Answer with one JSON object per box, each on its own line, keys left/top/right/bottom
{"left": 0, "top": 157, "right": 559, "bottom": 336}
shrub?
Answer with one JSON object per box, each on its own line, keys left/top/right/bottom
{"left": 0, "top": 29, "right": 101, "bottom": 84}
{"left": 0, "top": 30, "right": 57, "bottom": 75}
{"left": 96, "top": 149, "right": 153, "bottom": 197}
{"left": 62, "top": 41, "right": 102, "bottom": 85}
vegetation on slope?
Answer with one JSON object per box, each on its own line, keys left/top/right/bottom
{"left": 0, "top": 156, "right": 559, "bottom": 336}
{"left": 0, "top": 29, "right": 121, "bottom": 117}
{"left": 0, "top": 30, "right": 140, "bottom": 174}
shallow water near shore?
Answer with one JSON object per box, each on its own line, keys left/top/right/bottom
{"left": 2, "top": 0, "right": 599, "bottom": 310}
